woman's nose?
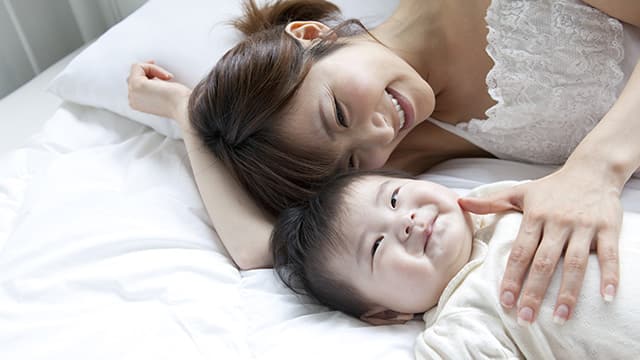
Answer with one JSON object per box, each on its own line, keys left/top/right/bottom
{"left": 353, "top": 112, "right": 394, "bottom": 146}
{"left": 370, "top": 111, "right": 390, "bottom": 129}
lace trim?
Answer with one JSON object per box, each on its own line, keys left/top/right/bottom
{"left": 457, "top": 0, "right": 624, "bottom": 165}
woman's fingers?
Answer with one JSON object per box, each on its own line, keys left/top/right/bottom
{"left": 499, "top": 212, "right": 542, "bottom": 311}
{"left": 551, "top": 227, "right": 593, "bottom": 325}
{"left": 129, "top": 62, "right": 173, "bottom": 82}
{"left": 458, "top": 187, "right": 522, "bottom": 214}
{"left": 515, "top": 222, "right": 570, "bottom": 326}
{"left": 595, "top": 224, "right": 620, "bottom": 303}
{"left": 126, "top": 61, "right": 191, "bottom": 120}
{"left": 140, "top": 62, "right": 173, "bottom": 80}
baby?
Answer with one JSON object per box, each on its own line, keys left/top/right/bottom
{"left": 271, "top": 170, "right": 640, "bottom": 359}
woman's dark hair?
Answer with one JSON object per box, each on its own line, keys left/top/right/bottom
{"left": 188, "top": 0, "right": 373, "bottom": 216}
{"left": 271, "top": 169, "right": 412, "bottom": 318}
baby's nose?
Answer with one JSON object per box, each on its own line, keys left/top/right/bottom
{"left": 400, "top": 213, "right": 416, "bottom": 241}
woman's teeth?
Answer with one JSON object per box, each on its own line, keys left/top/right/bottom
{"left": 386, "top": 90, "right": 406, "bottom": 130}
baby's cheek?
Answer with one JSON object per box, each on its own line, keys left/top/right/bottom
{"left": 438, "top": 216, "right": 470, "bottom": 249}
{"left": 403, "top": 277, "right": 439, "bottom": 314}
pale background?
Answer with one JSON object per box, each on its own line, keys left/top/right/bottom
{"left": 0, "top": 0, "right": 148, "bottom": 154}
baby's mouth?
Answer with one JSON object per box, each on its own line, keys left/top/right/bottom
{"left": 423, "top": 216, "right": 437, "bottom": 254}
{"left": 423, "top": 225, "right": 432, "bottom": 253}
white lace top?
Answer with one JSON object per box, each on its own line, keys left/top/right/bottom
{"left": 427, "top": 0, "right": 640, "bottom": 167}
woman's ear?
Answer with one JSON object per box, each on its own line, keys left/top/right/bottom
{"left": 360, "top": 307, "right": 414, "bottom": 326}
{"left": 285, "top": 21, "right": 335, "bottom": 47}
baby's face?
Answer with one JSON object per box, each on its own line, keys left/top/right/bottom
{"left": 331, "top": 176, "right": 474, "bottom": 315}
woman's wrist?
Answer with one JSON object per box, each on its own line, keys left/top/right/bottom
{"left": 564, "top": 149, "right": 629, "bottom": 194}
{"left": 566, "top": 60, "right": 640, "bottom": 191}
{"left": 170, "top": 87, "right": 192, "bottom": 129}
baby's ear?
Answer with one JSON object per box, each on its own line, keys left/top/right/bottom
{"left": 360, "top": 308, "right": 414, "bottom": 326}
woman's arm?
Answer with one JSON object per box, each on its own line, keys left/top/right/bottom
{"left": 128, "top": 62, "right": 274, "bottom": 270}
{"left": 582, "top": 0, "right": 640, "bottom": 27}
{"left": 177, "top": 106, "right": 274, "bottom": 270}
{"left": 459, "top": 60, "right": 640, "bottom": 325}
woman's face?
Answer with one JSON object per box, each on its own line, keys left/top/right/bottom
{"left": 282, "top": 38, "right": 435, "bottom": 170}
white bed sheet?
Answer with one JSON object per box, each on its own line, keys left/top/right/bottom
{"left": 0, "top": 103, "right": 423, "bottom": 359}
{"left": 2, "top": 104, "right": 640, "bottom": 360}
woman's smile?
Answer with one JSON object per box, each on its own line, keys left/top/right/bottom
{"left": 385, "top": 87, "right": 415, "bottom": 137}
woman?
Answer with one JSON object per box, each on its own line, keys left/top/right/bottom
{"left": 127, "top": 0, "right": 640, "bottom": 327}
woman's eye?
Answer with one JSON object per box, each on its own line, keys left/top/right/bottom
{"left": 347, "top": 155, "right": 359, "bottom": 170}
{"left": 390, "top": 188, "right": 399, "bottom": 208}
{"left": 348, "top": 155, "right": 355, "bottom": 169}
{"left": 372, "top": 238, "right": 383, "bottom": 257}
{"left": 335, "top": 97, "right": 348, "bottom": 127}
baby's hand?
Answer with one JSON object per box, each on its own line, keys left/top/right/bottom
{"left": 127, "top": 61, "right": 192, "bottom": 123}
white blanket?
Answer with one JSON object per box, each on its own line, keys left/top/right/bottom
{"left": 0, "top": 103, "right": 422, "bottom": 359}
{"left": 2, "top": 104, "right": 640, "bottom": 359}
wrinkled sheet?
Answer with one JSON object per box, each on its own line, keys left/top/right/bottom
{"left": 0, "top": 103, "right": 422, "bottom": 360}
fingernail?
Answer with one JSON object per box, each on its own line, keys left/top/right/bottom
{"left": 553, "top": 304, "right": 569, "bottom": 325}
{"left": 604, "top": 284, "right": 616, "bottom": 302}
{"left": 517, "top": 307, "right": 533, "bottom": 326}
{"left": 501, "top": 291, "right": 515, "bottom": 308}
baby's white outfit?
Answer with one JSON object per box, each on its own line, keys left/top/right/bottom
{"left": 414, "top": 182, "right": 640, "bottom": 359}
{"left": 427, "top": 0, "right": 640, "bottom": 171}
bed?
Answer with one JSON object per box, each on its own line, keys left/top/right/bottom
{"left": 2, "top": 1, "right": 640, "bottom": 359}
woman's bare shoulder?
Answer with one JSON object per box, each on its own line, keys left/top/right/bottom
{"left": 581, "top": 0, "right": 640, "bottom": 27}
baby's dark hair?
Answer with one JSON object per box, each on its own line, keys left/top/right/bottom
{"left": 271, "top": 169, "right": 412, "bottom": 318}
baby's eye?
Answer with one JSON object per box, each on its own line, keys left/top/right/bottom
{"left": 371, "top": 237, "right": 383, "bottom": 258}
{"left": 390, "top": 188, "right": 399, "bottom": 208}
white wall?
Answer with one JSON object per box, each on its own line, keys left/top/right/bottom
{"left": 0, "top": 0, "right": 147, "bottom": 99}
{"left": 0, "top": 1, "right": 37, "bottom": 98}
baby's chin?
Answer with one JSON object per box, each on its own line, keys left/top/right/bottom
{"left": 418, "top": 296, "right": 441, "bottom": 314}
{"left": 410, "top": 284, "right": 448, "bottom": 315}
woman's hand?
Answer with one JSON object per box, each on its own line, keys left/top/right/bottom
{"left": 127, "top": 61, "right": 192, "bottom": 124}
{"left": 458, "top": 164, "right": 622, "bottom": 326}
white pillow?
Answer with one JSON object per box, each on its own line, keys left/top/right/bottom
{"left": 48, "top": 0, "right": 399, "bottom": 138}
